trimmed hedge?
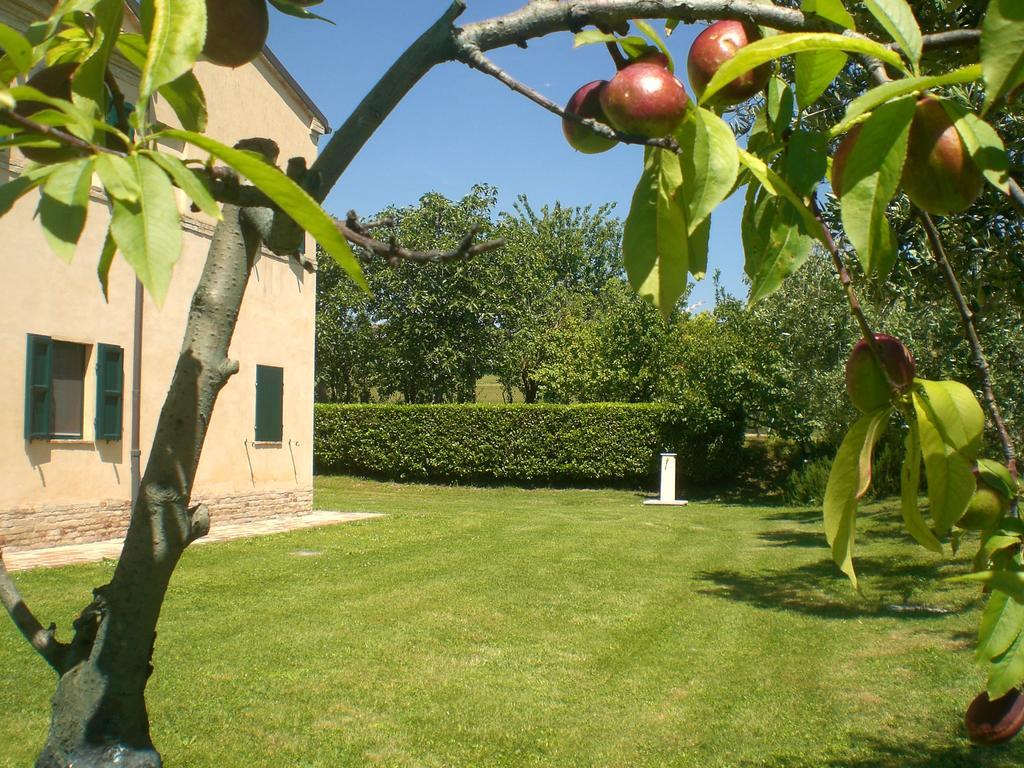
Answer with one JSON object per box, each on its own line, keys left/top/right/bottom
{"left": 314, "top": 401, "right": 743, "bottom": 486}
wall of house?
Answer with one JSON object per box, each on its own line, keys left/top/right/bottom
{"left": 0, "top": 0, "right": 322, "bottom": 550}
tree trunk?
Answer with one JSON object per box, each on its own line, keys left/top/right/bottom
{"left": 36, "top": 205, "right": 260, "bottom": 767}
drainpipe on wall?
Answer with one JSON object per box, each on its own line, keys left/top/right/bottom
{"left": 130, "top": 277, "right": 143, "bottom": 507}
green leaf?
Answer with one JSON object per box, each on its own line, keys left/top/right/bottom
{"left": 139, "top": 0, "right": 206, "bottom": 106}
{"left": 0, "top": 23, "right": 34, "bottom": 74}
{"left": 912, "top": 378, "right": 984, "bottom": 534}
{"left": 795, "top": 49, "right": 847, "bottom": 110}
{"left": 267, "top": 0, "right": 333, "bottom": 23}
{"left": 766, "top": 76, "right": 794, "bottom": 141}
{"left": 97, "top": 226, "right": 116, "bottom": 299}
{"left": 824, "top": 407, "right": 891, "bottom": 589}
{"left": 939, "top": 99, "right": 1011, "bottom": 194}
{"left": 977, "top": 458, "right": 1017, "bottom": 499}
{"left": 745, "top": 196, "right": 814, "bottom": 305}
{"left": 861, "top": 0, "right": 922, "bottom": 69}
{"left": 633, "top": 19, "right": 675, "bottom": 72}
{"left": 957, "top": 570, "right": 1024, "bottom": 603}
{"left": 158, "top": 71, "right": 207, "bottom": 132}
{"left": 141, "top": 150, "right": 220, "bottom": 219}
{"left": 157, "top": 128, "right": 366, "bottom": 289}
{"left": 737, "top": 149, "right": 825, "bottom": 243}
{"left": 975, "top": 534, "right": 1023, "bottom": 573}
{"left": 832, "top": 65, "right": 982, "bottom": 136}
{"left": 109, "top": 154, "right": 182, "bottom": 306}
{"left": 981, "top": 0, "right": 1024, "bottom": 114}
{"left": 120, "top": 33, "right": 207, "bottom": 133}
{"left": 784, "top": 129, "right": 828, "bottom": 197}
{"left": 900, "top": 419, "right": 942, "bottom": 553}
{"left": 699, "top": 32, "right": 908, "bottom": 105}
{"left": 916, "top": 378, "right": 984, "bottom": 456}
{"left": 989, "top": 623, "right": 1024, "bottom": 699}
{"left": 115, "top": 32, "right": 147, "bottom": 69}
{"left": 677, "top": 108, "right": 738, "bottom": 235}
{"left": 38, "top": 157, "right": 94, "bottom": 262}
{"left": 622, "top": 147, "right": 689, "bottom": 319}
{"left": 801, "top": 0, "right": 855, "bottom": 29}
{"left": 37, "top": 0, "right": 100, "bottom": 39}
{"left": 838, "top": 95, "right": 915, "bottom": 280}
{"left": 688, "top": 214, "right": 710, "bottom": 280}
{"left": 0, "top": 173, "right": 45, "bottom": 215}
{"left": 95, "top": 153, "right": 141, "bottom": 203}
{"left": 8, "top": 84, "right": 95, "bottom": 139}
{"left": 978, "top": 590, "right": 1024, "bottom": 663}
{"left": 573, "top": 30, "right": 649, "bottom": 59}
{"left": 71, "top": 0, "right": 122, "bottom": 124}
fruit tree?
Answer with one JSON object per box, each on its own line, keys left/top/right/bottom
{"left": 0, "top": 0, "right": 1022, "bottom": 764}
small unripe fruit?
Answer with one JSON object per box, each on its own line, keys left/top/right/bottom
{"left": 845, "top": 333, "right": 916, "bottom": 413}
{"left": 830, "top": 125, "right": 862, "bottom": 198}
{"left": 10, "top": 63, "right": 86, "bottom": 163}
{"left": 600, "top": 63, "right": 689, "bottom": 138}
{"left": 203, "top": 0, "right": 269, "bottom": 68}
{"left": 901, "top": 96, "right": 983, "bottom": 216}
{"left": 687, "top": 20, "right": 770, "bottom": 105}
{"left": 966, "top": 689, "right": 1024, "bottom": 745}
{"left": 562, "top": 80, "right": 618, "bottom": 154}
{"left": 957, "top": 482, "right": 1011, "bottom": 531}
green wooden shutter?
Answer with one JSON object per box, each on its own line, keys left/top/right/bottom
{"left": 24, "top": 334, "right": 52, "bottom": 439}
{"left": 95, "top": 343, "right": 124, "bottom": 441}
{"left": 255, "top": 365, "right": 283, "bottom": 442}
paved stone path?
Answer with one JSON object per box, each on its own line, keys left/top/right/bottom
{"left": 4, "top": 510, "right": 384, "bottom": 572}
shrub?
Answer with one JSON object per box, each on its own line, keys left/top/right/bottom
{"left": 315, "top": 401, "right": 743, "bottom": 487}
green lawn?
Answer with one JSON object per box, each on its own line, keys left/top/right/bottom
{"left": 1, "top": 477, "right": 1021, "bottom": 767}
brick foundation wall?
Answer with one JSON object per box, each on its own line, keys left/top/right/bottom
{"left": 0, "top": 487, "right": 313, "bottom": 552}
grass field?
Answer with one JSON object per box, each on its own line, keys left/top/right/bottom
{"left": 1, "top": 477, "right": 1021, "bottom": 767}
{"left": 475, "top": 374, "right": 522, "bottom": 403}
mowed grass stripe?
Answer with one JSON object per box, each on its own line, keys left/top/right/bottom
{"left": 1, "top": 476, "right": 1021, "bottom": 766}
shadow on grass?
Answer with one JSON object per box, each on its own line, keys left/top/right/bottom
{"left": 696, "top": 554, "right": 978, "bottom": 620}
{"left": 744, "top": 734, "right": 1023, "bottom": 767}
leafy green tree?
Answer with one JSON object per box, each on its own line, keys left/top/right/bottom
{"left": 659, "top": 278, "right": 787, "bottom": 436}
{"left": 314, "top": 253, "right": 375, "bottom": 403}
{"left": 2, "top": 0, "right": 1023, "bottom": 763}
{"left": 347, "top": 185, "right": 500, "bottom": 404}
{"left": 489, "top": 198, "right": 623, "bottom": 402}
{"left": 535, "top": 278, "right": 676, "bottom": 403}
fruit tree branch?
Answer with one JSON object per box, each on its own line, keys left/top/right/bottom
{"left": 1007, "top": 179, "right": 1024, "bottom": 219}
{"left": 0, "top": 549, "right": 68, "bottom": 672}
{"left": 340, "top": 211, "right": 505, "bottom": 266}
{"left": 307, "top": 0, "right": 830, "bottom": 202}
{"left": 917, "top": 209, "right": 1018, "bottom": 479}
{"left": 811, "top": 197, "right": 905, "bottom": 399}
{"left": 308, "top": 3, "right": 985, "bottom": 208}
{"left": 453, "top": 41, "right": 680, "bottom": 152}
{"left": 0, "top": 109, "right": 124, "bottom": 156}
{"left": 918, "top": 29, "right": 982, "bottom": 51}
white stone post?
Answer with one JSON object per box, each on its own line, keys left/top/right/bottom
{"left": 644, "top": 452, "right": 688, "bottom": 506}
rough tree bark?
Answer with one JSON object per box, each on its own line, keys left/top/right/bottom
{"left": 0, "top": 1, "right": 994, "bottom": 765}
{"left": 31, "top": 200, "right": 260, "bottom": 767}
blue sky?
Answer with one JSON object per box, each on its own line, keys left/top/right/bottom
{"left": 267, "top": 1, "right": 747, "bottom": 309}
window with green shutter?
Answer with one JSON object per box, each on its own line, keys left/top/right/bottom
{"left": 24, "top": 334, "right": 52, "bottom": 439}
{"left": 24, "top": 335, "right": 94, "bottom": 441}
{"left": 95, "top": 343, "right": 124, "bottom": 441}
{"left": 255, "top": 365, "right": 284, "bottom": 442}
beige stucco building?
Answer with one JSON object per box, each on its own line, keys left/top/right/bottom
{"left": 0, "top": 0, "right": 329, "bottom": 550}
